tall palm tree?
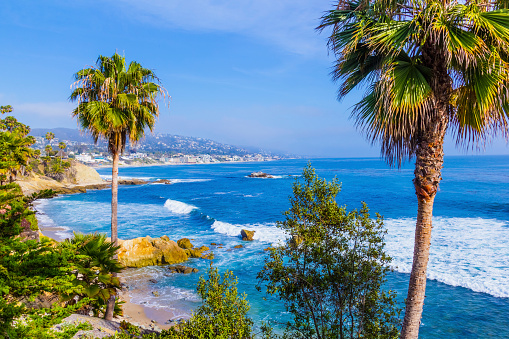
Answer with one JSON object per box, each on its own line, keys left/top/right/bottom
{"left": 58, "top": 141, "right": 66, "bottom": 162}
{"left": 70, "top": 52, "right": 166, "bottom": 320}
{"left": 319, "top": 1, "right": 509, "bottom": 337}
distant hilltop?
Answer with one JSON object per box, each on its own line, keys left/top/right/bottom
{"left": 29, "top": 128, "right": 297, "bottom": 165}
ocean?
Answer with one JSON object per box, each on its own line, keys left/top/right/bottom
{"left": 36, "top": 156, "right": 509, "bottom": 337}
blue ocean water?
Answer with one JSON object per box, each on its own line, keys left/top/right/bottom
{"left": 37, "top": 157, "right": 509, "bottom": 337}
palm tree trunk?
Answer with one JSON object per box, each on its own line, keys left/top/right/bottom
{"left": 400, "top": 113, "right": 448, "bottom": 338}
{"left": 104, "top": 151, "right": 119, "bottom": 321}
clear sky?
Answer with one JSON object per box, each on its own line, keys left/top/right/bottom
{"left": 1, "top": 0, "right": 508, "bottom": 158}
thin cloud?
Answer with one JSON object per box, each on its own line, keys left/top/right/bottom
{"left": 109, "top": 0, "right": 332, "bottom": 57}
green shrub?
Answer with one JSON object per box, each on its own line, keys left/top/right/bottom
{"left": 257, "top": 164, "right": 401, "bottom": 339}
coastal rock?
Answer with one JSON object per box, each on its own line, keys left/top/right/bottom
{"left": 233, "top": 245, "right": 243, "bottom": 249}
{"left": 72, "top": 162, "right": 104, "bottom": 185}
{"left": 201, "top": 253, "right": 214, "bottom": 260}
{"left": 153, "top": 179, "right": 172, "bottom": 184}
{"left": 248, "top": 171, "right": 274, "bottom": 178}
{"left": 118, "top": 179, "right": 148, "bottom": 185}
{"left": 185, "top": 245, "right": 210, "bottom": 258}
{"left": 118, "top": 236, "right": 188, "bottom": 268}
{"left": 241, "top": 229, "right": 255, "bottom": 241}
{"left": 177, "top": 238, "right": 193, "bottom": 249}
{"left": 168, "top": 265, "right": 199, "bottom": 274}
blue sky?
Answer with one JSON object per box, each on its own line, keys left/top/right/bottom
{"left": 1, "top": 0, "right": 508, "bottom": 158}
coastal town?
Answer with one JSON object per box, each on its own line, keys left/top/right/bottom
{"left": 30, "top": 129, "right": 291, "bottom": 166}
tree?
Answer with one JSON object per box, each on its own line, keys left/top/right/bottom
{"left": 58, "top": 142, "right": 66, "bottom": 162}
{"left": 0, "top": 107, "right": 35, "bottom": 183}
{"left": 258, "top": 165, "right": 400, "bottom": 339}
{"left": 70, "top": 52, "right": 166, "bottom": 320}
{"left": 163, "top": 265, "right": 254, "bottom": 339}
{"left": 45, "top": 132, "right": 55, "bottom": 144}
{"left": 106, "top": 265, "right": 257, "bottom": 339}
{"left": 318, "top": 2, "right": 509, "bottom": 337}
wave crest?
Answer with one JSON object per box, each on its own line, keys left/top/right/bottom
{"left": 164, "top": 199, "right": 197, "bottom": 214}
{"left": 211, "top": 220, "right": 288, "bottom": 245}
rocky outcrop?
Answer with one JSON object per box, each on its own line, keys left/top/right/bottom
{"left": 177, "top": 238, "right": 193, "bottom": 249}
{"left": 185, "top": 245, "right": 210, "bottom": 258}
{"left": 16, "top": 162, "right": 106, "bottom": 195}
{"left": 118, "top": 179, "right": 148, "bottom": 185}
{"left": 248, "top": 171, "right": 274, "bottom": 178}
{"left": 241, "top": 229, "right": 255, "bottom": 241}
{"left": 118, "top": 236, "right": 188, "bottom": 268}
{"left": 72, "top": 162, "right": 104, "bottom": 185}
{"left": 153, "top": 179, "right": 172, "bottom": 184}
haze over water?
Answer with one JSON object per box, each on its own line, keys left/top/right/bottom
{"left": 37, "top": 156, "right": 509, "bottom": 338}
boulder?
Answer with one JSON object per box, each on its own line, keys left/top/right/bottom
{"left": 241, "top": 229, "right": 255, "bottom": 241}
{"left": 185, "top": 245, "right": 210, "bottom": 258}
{"left": 248, "top": 171, "right": 274, "bottom": 178}
{"left": 201, "top": 253, "right": 214, "bottom": 260}
{"left": 118, "top": 236, "right": 188, "bottom": 268}
{"left": 168, "top": 265, "right": 199, "bottom": 274}
{"left": 233, "top": 245, "right": 243, "bottom": 249}
{"left": 177, "top": 238, "right": 193, "bottom": 249}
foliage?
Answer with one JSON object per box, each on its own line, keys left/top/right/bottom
{"left": 162, "top": 265, "right": 254, "bottom": 339}
{"left": 257, "top": 165, "right": 400, "bottom": 339}
{"left": 60, "top": 233, "right": 123, "bottom": 317}
{"left": 70, "top": 52, "right": 166, "bottom": 156}
{"left": 0, "top": 236, "right": 84, "bottom": 338}
{"left": 0, "top": 108, "right": 35, "bottom": 184}
{"left": 103, "top": 265, "right": 256, "bottom": 339}
{"left": 318, "top": 0, "right": 509, "bottom": 165}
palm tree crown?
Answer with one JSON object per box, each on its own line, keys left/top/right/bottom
{"left": 70, "top": 53, "right": 166, "bottom": 154}
{"left": 320, "top": 0, "right": 509, "bottom": 165}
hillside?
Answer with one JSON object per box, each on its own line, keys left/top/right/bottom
{"left": 30, "top": 128, "right": 284, "bottom": 157}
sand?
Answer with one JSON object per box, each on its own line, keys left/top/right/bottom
{"left": 118, "top": 289, "right": 176, "bottom": 330}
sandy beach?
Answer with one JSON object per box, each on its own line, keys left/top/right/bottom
{"left": 34, "top": 203, "right": 187, "bottom": 331}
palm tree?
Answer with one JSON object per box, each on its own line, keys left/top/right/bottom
{"left": 319, "top": 1, "right": 509, "bottom": 337}
{"left": 70, "top": 52, "right": 166, "bottom": 320}
{"left": 45, "top": 131, "right": 55, "bottom": 144}
{"left": 58, "top": 142, "right": 66, "bottom": 162}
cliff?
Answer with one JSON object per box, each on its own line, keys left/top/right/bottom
{"left": 16, "top": 161, "right": 105, "bottom": 195}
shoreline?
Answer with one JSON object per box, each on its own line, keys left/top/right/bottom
{"left": 89, "top": 158, "right": 282, "bottom": 169}
{"left": 34, "top": 201, "right": 189, "bottom": 329}
{"left": 117, "top": 289, "right": 175, "bottom": 330}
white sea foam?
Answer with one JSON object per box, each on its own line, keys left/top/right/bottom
{"left": 385, "top": 217, "right": 509, "bottom": 298}
{"left": 99, "top": 175, "right": 156, "bottom": 181}
{"left": 211, "top": 220, "right": 288, "bottom": 245}
{"left": 170, "top": 178, "right": 212, "bottom": 184}
{"left": 164, "top": 199, "right": 197, "bottom": 214}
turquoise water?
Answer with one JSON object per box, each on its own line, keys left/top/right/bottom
{"left": 37, "top": 156, "right": 509, "bottom": 337}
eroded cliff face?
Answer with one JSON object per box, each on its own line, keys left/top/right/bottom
{"left": 16, "top": 161, "right": 105, "bottom": 195}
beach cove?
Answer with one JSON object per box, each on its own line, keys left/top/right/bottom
{"left": 35, "top": 157, "right": 509, "bottom": 338}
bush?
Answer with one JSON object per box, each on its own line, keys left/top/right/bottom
{"left": 104, "top": 265, "right": 256, "bottom": 339}
{"left": 257, "top": 164, "right": 401, "bottom": 338}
